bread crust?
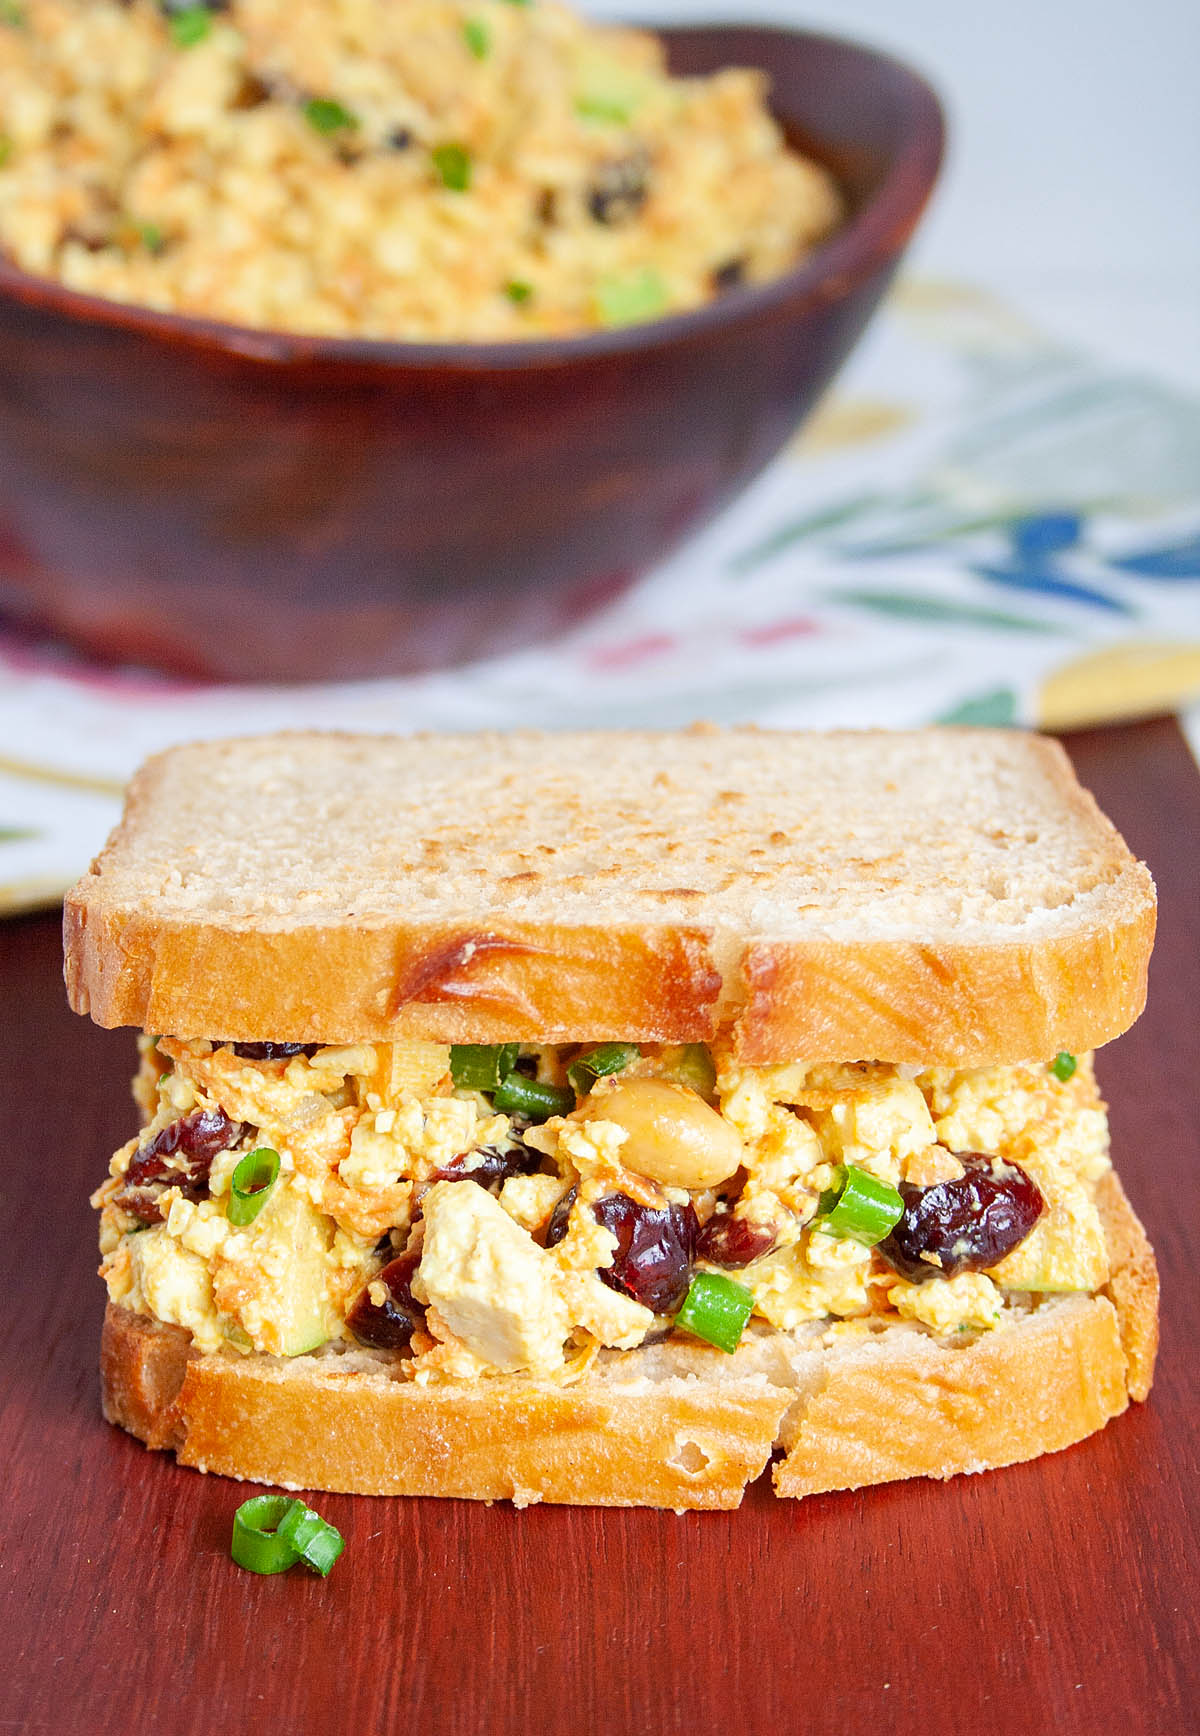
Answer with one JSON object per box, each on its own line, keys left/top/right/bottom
{"left": 99, "top": 1172, "right": 1157, "bottom": 1508}
{"left": 63, "top": 728, "right": 1157, "bottom": 1064}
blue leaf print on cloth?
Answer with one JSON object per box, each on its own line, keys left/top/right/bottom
{"left": 1109, "top": 536, "right": 1200, "bottom": 579}
{"left": 969, "top": 514, "right": 1133, "bottom": 614}
{"left": 1009, "top": 513, "right": 1083, "bottom": 560}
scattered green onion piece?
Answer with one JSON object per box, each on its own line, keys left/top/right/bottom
{"left": 0, "top": 136, "right": 13, "bottom": 168}
{"left": 575, "top": 93, "right": 633, "bottom": 125}
{"left": 0, "top": 1, "right": 25, "bottom": 26}
{"left": 815, "top": 1163, "right": 904, "bottom": 1247}
{"left": 675, "top": 1272, "right": 754, "bottom": 1355}
{"left": 504, "top": 279, "right": 533, "bottom": 304}
{"left": 432, "top": 142, "right": 472, "bottom": 191}
{"left": 567, "top": 1042, "right": 640, "bottom": 1096}
{"left": 666, "top": 1043, "right": 716, "bottom": 1099}
{"left": 138, "top": 221, "right": 166, "bottom": 254}
{"left": 276, "top": 1501, "right": 345, "bottom": 1578}
{"left": 463, "top": 17, "right": 490, "bottom": 59}
{"left": 594, "top": 268, "right": 667, "bottom": 329}
{"left": 231, "top": 1496, "right": 301, "bottom": 1575}
{"left": 450, "top": 1043, "right": 520, "bottom": 1091}
{"left": 228, "top": 1147, "right": 281, "bottom": 1226}
{"left": 1051, "top": 1051, "right": 1077, "bottom": 1082}
{"left": 574, "top": 58, "right": 645, "bottom": 127}
{"left": 169, "top": 7, "right": 211, "bottom": 48}
{"left": 304, "top": 97, "right": 359, "bottom": 136}
{"left": 491, "top": 1073, "right": 575, "bottom": 1122}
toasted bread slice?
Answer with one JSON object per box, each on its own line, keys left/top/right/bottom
{"left": 65, "top": 728, "right": 1155, "bottom": 1065}
{"left": 99, "top": 1170, "right": 1156, "bottom": 1509}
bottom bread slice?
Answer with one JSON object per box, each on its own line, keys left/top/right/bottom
{"left": 100, "top": 1170, "right": 1158, "bottom": 1509}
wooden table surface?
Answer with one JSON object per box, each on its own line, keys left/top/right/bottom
{"left": 2, "top": 716, "right": 1197, "bottom": 1736}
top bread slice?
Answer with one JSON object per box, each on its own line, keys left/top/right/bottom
{"left": 63, "top": 727, "right": 1156, "bottom": 1064}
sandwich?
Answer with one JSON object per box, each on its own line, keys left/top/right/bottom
{"left": 64, "top": 727, "right": 1159, "bottom": 1510}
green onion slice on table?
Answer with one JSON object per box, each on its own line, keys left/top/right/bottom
{"left": 815, "top": 1163, "right": 904, "bottom": 1246}
{"left": 231, "top": 1496, "right": 303, "bottom": 1575}
{"left": 231, "top": 1496, "right": 344, "bottom": 1577}
{"left": 276, "top": 1501, "right": 346, "bottom": 1577}
{"left": 491, "top": 1073, "right": 575, "bottom": 1122}
{"left": 567, "top": 1043, "right": 640, "bottom": 1096}
{"left": 450, "top": 1044, "right": 521, "bottom": 1090}
{"left": 228, "top": 1147, "right": 281, "bottom": 1226}
{"left": 676, "top": 1272, "right": 755, "bottom": 1354}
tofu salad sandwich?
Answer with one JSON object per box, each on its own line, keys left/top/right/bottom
{"left": 65, "top": 728, "right": 1159, "bottom": 1510}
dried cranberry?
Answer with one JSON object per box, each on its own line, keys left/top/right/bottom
{"left": 116, "top": 1107, "right": 248, "bottom": 1223}
{"left": 712, "top": 258, "right": 746, "bottom": 293}
{"left": 586, "top": 155, "right": 648, "bottom": 225}
{"left": 544, "top": 1186, "right": 577, "bottom": 1249}
{"left": 696, "top": 1211, "right": 777, "bottom": 1268}
{"left": 230, "top": 1042, "right": 319, "bottom": 1061}
{"left": 347, "top": 1251, "right": 425, "bottom": 1352}
{"left": 547, "top": 1188, "right": 697, "bottom": 1314}
{"left": 877, "top": 1152, "right": 1044, "bottom": 1282}
{"left": 434, "top": 1137, "right": 542, "bottom": 1190}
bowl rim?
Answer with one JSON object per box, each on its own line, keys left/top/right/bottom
{"left": 0, "top": 22, "right": 944, "bottom": 374}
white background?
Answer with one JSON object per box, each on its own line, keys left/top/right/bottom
{"left": 592, "top": 0, "right": 1200, "bottom": 387}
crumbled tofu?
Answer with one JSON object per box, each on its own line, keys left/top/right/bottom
{"left": 815, "top": 1078, "right": 936, "bottom": 1187}
{"left": 124, "top": 1226, "right": 223, "bottom": 1350}
{"left": 417, "top": 1182, "right": 570, "bottom": 1374}
{"left": 498, "top": 1172, "right": 570, "bottom": 1233}
{"left": 890, "top": 1272, "right": 1004, "bottom": 1333}
{"left": 556, "top": 1270, "right": 653, "bottom": 1349}
{"left": 902, "top": 1145, "right": 966, "bottom": 1188}
{"left": 339, "top": 1095, "right": 486, "bottom": 1188}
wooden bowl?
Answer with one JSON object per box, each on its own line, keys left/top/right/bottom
{"left": 0, "top": 26, "right": 943, "bottom": 682}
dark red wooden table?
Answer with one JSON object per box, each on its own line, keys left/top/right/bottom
{"left": 2, "top": 717, "right": 1196, "bottom": 1736}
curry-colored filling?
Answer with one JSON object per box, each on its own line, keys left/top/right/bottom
{"left": 95, "top": 1037, "right": 1112, "bottom": 1382}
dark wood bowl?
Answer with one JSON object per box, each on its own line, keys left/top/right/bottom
{"left": 0, "top": 26, "right": 943, "bottom": 682}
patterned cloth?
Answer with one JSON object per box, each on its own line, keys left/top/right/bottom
{"left": 3, "top": 280, "right": 1199, "bottom": 912}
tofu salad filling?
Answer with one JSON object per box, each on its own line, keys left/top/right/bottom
{"left": 95, "top": 1037, "right": 1115, "bottom": 1381}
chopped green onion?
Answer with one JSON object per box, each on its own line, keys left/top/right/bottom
{"left": 276, "top": 1501, "right": 345, "bottom": 1578}
{"left": 0, "top": 136, "right": 13, "bottom": 168}
{"left": 575, "top": 93, "right": 633, "bottom": 125}
{"left": 504, "top": 279, "right": 533, "bottom": 304}
{"left": 138, "top": 221, "right": 166, "bottom": 254}
{"left": 567, "top": 1043, "right": 640, "bottom": 1096}
{"left": 594, "top": 268, "right": 667, "bottom": 329}
{"left": 228, "top": 1147, "right": 281, "bottom": 1226}
{"left": 664, "top": 1044, "right": 716, "bottom": 1099}
{"left": 463, "top": 17, "right": 490, "bottom": 59}
{"left": 450, "top": 1043, "right": 520, "bottom": 1091}
{"left": 169, "top": 7, "right": 211, "bottom": 48}
{"left": 1050, "top": 1051, "right": 1077, "bottom": 1082}
{"left": 675, "top": 1272, "right": 754, "bottom": 1354}
{"left": 231, "top": 1496, "right": 300, "bottom": 1575}
{"left": 491, "top": 1073, "right": 575, "bottom": 1122}
{"left": 432, "top": 142, "right": 472, "bottom": 191}
{"left": 231, "top": 1496, "right": 344, "bottom": 1578}
{"left": 574, "top": 58, "right": 646, "bottom": 127}
{"left": 304, "top": 97, "right": 359, "bottom": 137}
{"left": 0, "top": 1, "right": 25, "bottom": 25}
{"left": 816, "top": 1163, "right": 904, "bottom": 1246}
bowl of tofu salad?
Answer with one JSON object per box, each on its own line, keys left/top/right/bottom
{"left": 96, "top": 1036, "right": 1111, "bottom": 1377}
{"left": 0, "top": 2, "right": 942, "bottom": 680}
